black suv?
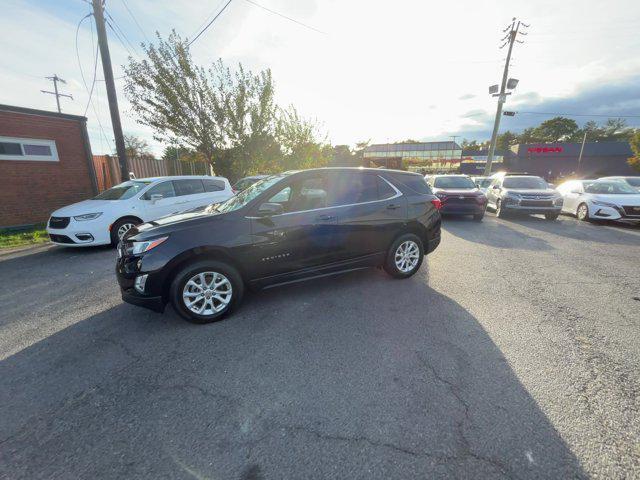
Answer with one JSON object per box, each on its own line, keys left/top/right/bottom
{"left": 116, "top": 168, "right": 442, "bottom": 323}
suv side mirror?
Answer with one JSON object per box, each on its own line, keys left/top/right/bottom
{"left": 149, "top": 194, "right": 163, "bottom": 203}
{"left": 256, "top": 202, "right": 284, "bottom": 217}
{"left": 492, "top": 184, "right": 501, "bottom": 190}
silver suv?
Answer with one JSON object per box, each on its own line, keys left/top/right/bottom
{"left": 486, "top": 174, "right": 563, "bottom": 220}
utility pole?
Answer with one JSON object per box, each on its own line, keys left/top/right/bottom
{"left": 577, "top": 131, "right": 587, "bottom": 174}
{"left": 41, "top": 75, "right": 73, "bottom": 113}
{"left": 92, "top": 0, "right": 129, "bottom": 182}
{"left": 484, "top": 18, "right": 528, "bottom": 175}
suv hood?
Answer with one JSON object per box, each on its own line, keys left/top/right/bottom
{"left": 502, "top": 188, "right": 557, "bottom": 195}
{"left": 129, "top": 206, "right": 227, "bottom": 239}
{"left": 50, "top": 199, "right": 122, "bottom": 216}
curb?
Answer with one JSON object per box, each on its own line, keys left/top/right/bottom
{"left": 0, "top": 242, "right": 55, "bottom": 259}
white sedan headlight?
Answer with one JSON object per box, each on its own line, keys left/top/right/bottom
{"left": 73, "top": 212, "right": 103, "bottom": 221}
{"left": 591, "top": 200, "right": 618, "bottom": 208}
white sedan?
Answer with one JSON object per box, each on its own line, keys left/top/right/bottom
{"left": 46, "top": 176, "right": 233, "bottom": 247}
{"left": 556, "top": 179, "right": 640, "bottom": 223}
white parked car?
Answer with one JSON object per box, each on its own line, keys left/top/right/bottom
{"left": 556, "top": 179, "right": 640, "bottom": 223}
{"left": 599, "top": 176, "right": 640, "bottom": 192}
{"left": 46, "top": 176, "right": 233, "bottom": 247}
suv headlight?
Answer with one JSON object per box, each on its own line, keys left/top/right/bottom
{"left": 131, "top": 236, "right": 168, "bottom": 255}
{"left": 74, "top": 212, "right": 103, "bottom": 221}
{"left": 553, "top": 196, "right": 563, "bottom": 205}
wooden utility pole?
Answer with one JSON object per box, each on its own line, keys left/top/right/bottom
{"left": 91, "top": 0, "right": 129, "bottom": 182}
{"left": 41, "top": 75, "right": 73, "bottom": 113}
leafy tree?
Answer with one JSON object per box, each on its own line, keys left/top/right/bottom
{"left": 331, "top": 145, "right": 354, "bottom": 166}
{"left": 532, "top": 116, "right": 579, "bottom": 142}
{"left": 628, "top": 130, "right": 640, "bottom": 173}
{"left": 517, "top": 127, "right": 539, "bottom": 144}
{"left": 495, "top": 131, "right": 518, "bottom": 151}
{"left": 124, "top": 134, "right": 154, "bottom": 160}
{"left": 460, "top": 139, "right": 482, "bottom": 151}
{"left": 276, "top": 105, "right": 330, "bottom": 171}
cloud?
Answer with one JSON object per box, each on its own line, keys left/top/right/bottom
{"left": 451, "top": 75, "right": 640, "bottom": 141}
{"left": 458, "top": 93, "right": 476, "bottom": 100}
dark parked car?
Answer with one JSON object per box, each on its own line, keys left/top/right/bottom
{"left": 232, "top": 175, "right": 269, "bottom": 193}
{"left": 426, "top": 174, "right": 487, "bottom": 221}
{"left": 116, "top": 168, "right": 442, "bottom": 323}
{"left": 485, "top": 173, "right": 563, "bottom": 220}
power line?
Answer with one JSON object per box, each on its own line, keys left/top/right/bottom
{"left": 118, "top": 0, "right": 151, "bottom": 43}
{"left": 188, "top": 0, "right": 234, "bottom": 46}
{"left": 75, "top": 12, "right": 112, "bottom": 148}
{"left": 104, "top": 9, "right": 140, "bottom": 58}
{"left": 85, "top": 17, "right": 100, "bottom": 116}
{"left": 190, "top": 0, "right": 229, "bottom": 40}
{"left": 515, "top": 111, "right": 640, "bottom": 118}
{"left": 244, "top": 0, "right": 326, "bottom": 34}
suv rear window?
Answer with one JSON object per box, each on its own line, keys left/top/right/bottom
{"left": 174, "top": 179, "right": 205, "bottom": 196}
{"left": 203, "top": 179, "right": 225, "bottom": 192}
{"left": 388, "top": 173, "right": 432, "bottom": 194}
{"left": 328, "top": 172, "right": 378, "bottom": 206}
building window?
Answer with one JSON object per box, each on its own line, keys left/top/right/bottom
{"left": 0, "top": 136, "right": 59, "bottom": 162}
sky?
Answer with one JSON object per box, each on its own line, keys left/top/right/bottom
{"left": 1, "top": 0, "right": 639, "bottom": 156}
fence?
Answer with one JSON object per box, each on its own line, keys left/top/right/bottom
{"left": 93, "top": 155, "right": 210, "bottom": 191}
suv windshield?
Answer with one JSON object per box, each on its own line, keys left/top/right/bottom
{"left": 94, "top": 181, "right": 151, "bottom": 200}
{"left": 434, "top": 176, "right": 476, "bottom": 189}
{"left": 214, "top": 174, "right": 288, "bottom": 213}
{"left": 584, "top": 181, "right": 637, "bottom": 194}
{"left": 503, "top": 176, "right": 548, "bottom": 189}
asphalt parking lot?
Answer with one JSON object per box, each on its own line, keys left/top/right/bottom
{"left": 1, "top": 214, "right": 639, "bottom": 479}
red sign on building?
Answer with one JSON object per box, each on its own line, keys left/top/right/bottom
{"left": 527, "top": 146, "right": 563, "bottom": 154}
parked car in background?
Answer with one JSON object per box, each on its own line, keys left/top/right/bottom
{"left": 232, "top": 175, "right": 269, "bottom": 193}
{"left": 116, "top": 168, "right": 442, "bottom": 323}
{"left": 485, "top": 173, "right": 563, "bottom": 220}
{"left": 47, "top": 176, "right": 233, "bottom": 247}
{"left": 426, "top": 174, "right": 487, "bottom": 221}
{"left": 472, "top": 176, "right": 493, "bottom": 194}
{"left": 599, "top": 176, "right": 640, "bottom": 192}
{"left": 557, "top": 179, "right": 640, "bottom": 223}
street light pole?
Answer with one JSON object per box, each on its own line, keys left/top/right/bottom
{"left": 484, "top": 19, "right": 525, "bottom": 176}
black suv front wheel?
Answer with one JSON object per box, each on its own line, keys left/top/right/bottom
{"left": 384, "top": 234, "right": 424, "bottom": 279}
{"left": 170, "top": 260, "right": 244, "bottom": 323}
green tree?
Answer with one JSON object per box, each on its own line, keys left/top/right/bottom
{"left": 460, "top": 139, "right": 482, "bottom": 151}
{"left": 331, "top": 145, "right": 354, "bottom": 166}
{"left": 276, "top": 105, "right": 331, "bottom": 171}
{"left": 495, "top": 131, "right": 518, "bottom": 151}
{"left": 628, "top": 130, "right": 640, "bottom": 173}
{"left": 517, "top": 127, "right": 539, "bottom": 144}
{"left": 532, "top": 116, "right": 579, "bottom": 142}
{"left": 124, "top": 134, "right": 154, "bottom": 160}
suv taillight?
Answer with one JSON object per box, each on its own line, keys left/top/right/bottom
{"left": 430, "top": 198, "right": 442, "bottom": 210}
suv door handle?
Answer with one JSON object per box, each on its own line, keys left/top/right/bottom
{"left": 315, "top": 214, "right": 336, "bottom": 221}
{"left": 387, "top": 204, "right": 401, "bottom": 210}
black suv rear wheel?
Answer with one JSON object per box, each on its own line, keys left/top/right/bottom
{"left": 170, "top": 260, "right": 244, "bottom": 323}
{"left": 384, "top": 234, "right": 424, "bottom": 279}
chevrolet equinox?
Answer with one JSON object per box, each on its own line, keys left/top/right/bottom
{"left": 116, "top": 168, "right": 442, "bottom": 323}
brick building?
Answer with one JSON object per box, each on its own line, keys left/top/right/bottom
{"left": 0, "top": 105, "right": 97, "bottom": 228}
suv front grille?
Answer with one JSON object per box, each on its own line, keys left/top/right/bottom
{"left": 622, "top": 206, "right": 640, "bottom": 216}
{"left": 49, "top": 216, "right": 70, "bottom": 229}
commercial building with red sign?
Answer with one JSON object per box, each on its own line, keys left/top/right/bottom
{"left": 509, "top": 142, "right": 634, "bottom": 180}
{"left": 0, "top": 104, "right": 97, "bottom": 228}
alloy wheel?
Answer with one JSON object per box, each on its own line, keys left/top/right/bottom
{"left": 182, "top": 271, "right": 233, "bottom": 316}
{"left": 577, "top": 204, "right": 589, "bottom": 221}
{"left": 394, "top": 240, "right": 420, "bottom": 273}
{"left": 117, "top": 222, "right": 136, "bottom": 240}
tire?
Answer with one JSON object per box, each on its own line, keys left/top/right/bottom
{"left": 473, "top": 212, "right": 484, "bottom": 222}
{"left": 545, "top": 212, "right": 559, "bottom": 221}
{"left": 495, "top": 199, "right": 508, "bottom": 218}
{"left": 576, "top": 203, "right": 590, "bottom": 222}
{"left": 170, "top": 260, "right": 244, "bottom": 324}
{"left": 383, "top": 234, "right": 424, "bottom": 279}
{"left": 110, "top": 217, "right": 141, "bottom": 246}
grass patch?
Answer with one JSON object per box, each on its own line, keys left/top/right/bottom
{"left": 0, "top": 225, "right": 49, "bottom": 249}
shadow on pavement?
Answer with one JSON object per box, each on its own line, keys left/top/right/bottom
{"left": 0, "top": 267, "right": 585, "bottom": 479}
{"left": 442, "top": 215, "right": 554, "bottom": 251}
{"left": 502, "top": 214, "right": 640, "bottom": 246}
